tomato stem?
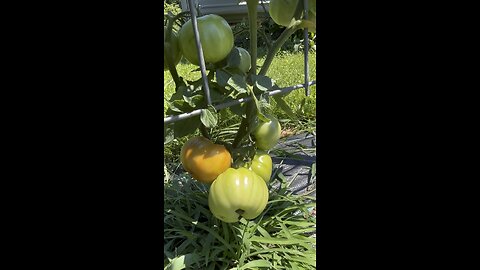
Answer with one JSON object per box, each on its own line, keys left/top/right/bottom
{"left": 232, "top": 0, "right": 260, "bottom": 150}
{"left": 259, "top": 24, "right": 300, "bottom": 76}
{"left": 199, "top": 124, "right": 210, "bottom": 139}
{"left": 165, "top": 15, "right": 182, "bottom": 88}
{"left": 260, "top": 0, "right": 306, "bottom": 76}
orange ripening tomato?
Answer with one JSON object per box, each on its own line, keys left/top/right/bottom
{"left": 180, "top": 136, "right": 232, "bottom": 183}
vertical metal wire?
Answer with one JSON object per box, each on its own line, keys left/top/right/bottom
{"left": 303, "top": 0, "right": 310, "bottom": 97}
{"left": 186, "top": 0, "right": 212, "bottom": 105}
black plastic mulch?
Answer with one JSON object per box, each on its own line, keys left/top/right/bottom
{"left": 269, "top": 132, "right": 317, "bottom": 198}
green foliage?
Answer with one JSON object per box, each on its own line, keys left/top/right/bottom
{"left": 164, "top": 0, "right": 181, "bottom": 16}
{"left": 163, "top": 51, "right": 316, "bottom": 164}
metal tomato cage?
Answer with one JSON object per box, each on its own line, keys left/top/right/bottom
{"left": 164, "top": 0, "right": 316, "bottom": 125}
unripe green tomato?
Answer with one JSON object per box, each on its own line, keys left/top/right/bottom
{"left": 208, "top": 167, "right": 269, "bottom": 223}
{"left": 248, "top": 151, "right": 273, "bottom": 183}
{"left": 269, "top": 0, "right": 300, "bottom": 27}
{"left": 178, "top": 14, "right": 234, "bottom": 66}
{"left": 227, "top": 47, "right": 251, "bottom": 74}
{"left": 252, "top": 115, "right": 282, "bottom": 151}
{"left": 164, "top": 27, "right": 182, "bottom": 70}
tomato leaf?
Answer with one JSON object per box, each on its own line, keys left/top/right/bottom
{"left": 200, "top": 106, "right": 218, "bottom": 128}
{"left": 298, "top": 19, "right": 316, "bottom": 32}
{"left": 215, "top": 69, "right": 231, "bottom": 87}
{"left": 258, "top": 93, "right": 271, "bottom": 110}
{"left": 166, "top": 85, "right": 197, "bottom": 113}
{"left": 166, "top": 99, "right": 193, "bottom": 113}
{"left": 251, "top": 75, "right": 276, "bottom": 92}
{"left": 227, "top": 74, "right": 248, "bottom": 94}
{"left": 164, "top": 124, "right": 174, "bottom": 145}
{"left": 225, "top": 66, "right": 245, "bottom": 76}
{"left": 209, "top": 89, "right": 226, "bottom": 104}
{"left": 228, "top": 102, "right": 246, "bottom": 117}
{"left": 173, "top": 115, "right": 201, "bottom": 138}
{"left": 183, "top": 94, "right": 204, "bottom": 108}
{"left": 209, "top": 82, "right": 229, "bottom": 104}
{"left": 252, "top": 98, "right": 268, "bottom": 123}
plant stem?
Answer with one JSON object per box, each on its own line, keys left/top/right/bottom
{"left": 165, "top": 12, "right": 191, "bottom": 89}
{"left": 232, "top": 118, "right": 247, "bottom": 149}
{"left": 232, "top": 0, "right": 259, "bottom": 149}
{"left": 165, "top": 16, "right": 182, "bottom": 87}
{"left": 199, "top": 124, "right": 209, "bottom": 139}
{"left": 259, "top": 25, "right": 299, "bottom": 76}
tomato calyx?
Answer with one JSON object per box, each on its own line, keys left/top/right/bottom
{"left": 235, "top": 209, "right": 245, "bottom": 216}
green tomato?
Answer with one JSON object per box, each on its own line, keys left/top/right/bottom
{"left": 269, "top": 0, "right": 300, "bottom": 27}
{"left": 227, "top": 47, "right": 251, "bottom": 74}
{"left": 164, "top": 27, "right": 182, "bottom": 70}
{"left": 178, "top": 14, "right": 234, "bottom": 66}
{"left": 247, "top": 151, "right": 273, "bottom": 183}
{"left": 237, "top": 47, "right": 251, "bottom": 73}
{"left": 269, "top": 0, "right": 316, "bottom": 32}
{"left": 252, "top": 115, "right": 282, "bottom": 151}
{"left": 208, "top": 167, "right": 269, "bottom": 223}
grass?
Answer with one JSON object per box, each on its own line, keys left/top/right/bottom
{"left": 164, "top": 165, "right": 316, "bottom": 270}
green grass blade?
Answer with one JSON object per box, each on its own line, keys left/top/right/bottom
{"left": 239, "top": 259, "right": 272, "bottom": 269}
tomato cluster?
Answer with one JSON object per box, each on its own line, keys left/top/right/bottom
{"left": 163, "top": 13, "right": 254, "bottom": 73}
{"left": 180, "top": 119, "right": 281, "bottom": 223}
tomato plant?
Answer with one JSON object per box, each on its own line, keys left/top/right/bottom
{"left": 180, "top": 136, "right": 231, "bottom": 183}
{"left": 164, "top": 1, "right": 317, "bottom": 268}
{"left": 163, "top": 27, "right": 182, "bottom": 70}
{"left": 208, "top": 167, "right": 269, "bottom": 223}
{"left": 178, "top": 14, "right": 234, "bottom": 66}
{"left": 164, "top": 0, "right": 315, "bottom": 224}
